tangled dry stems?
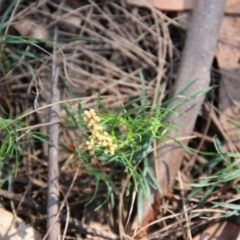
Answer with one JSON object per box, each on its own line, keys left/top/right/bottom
{"left": 0, "top": 0, "right": 238, "bottom": 239}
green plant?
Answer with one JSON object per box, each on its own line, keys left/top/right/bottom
{"left": 188, "top": 137, "right": 240, "bottom": 219}
{"left": 63, "top": 97, "right": 172, "bottom": 210}
{"left": 0, "top": 118, "right": 22, "bottom": 187}
{"left": 0, "top": 117, "right": 50, "bottom": 188}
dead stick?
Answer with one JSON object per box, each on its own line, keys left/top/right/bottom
{"left": 132, "top": 0, "right": 227, "bottom": 235}
{"left": 158, "top": 0, "right": 226, "bottom": 201}
{"left": 46, "top": 65, "right": 60, "bottom": 240}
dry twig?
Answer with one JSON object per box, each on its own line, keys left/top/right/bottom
{"left": 46, "top": 26, "right": 60, "bottom": 239}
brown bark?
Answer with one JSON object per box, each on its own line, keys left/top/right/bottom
{"left": 131, "top": 0, "right": 227, "bottom": 236}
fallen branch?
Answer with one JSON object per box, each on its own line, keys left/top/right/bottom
{"left": 131, "top": 0, "right": 227, "bottom": 236}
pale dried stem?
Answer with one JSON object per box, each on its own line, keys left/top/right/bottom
{"left": 46, "top": 27, "right": 60, "bottom": 240}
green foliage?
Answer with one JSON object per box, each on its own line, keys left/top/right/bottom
{"left": 0, "top": 118, "right": 50, "bottom": 187}
{"left": 188, "top": 137, "right": 240, "bottom": 219}
{"left": 0, "top": 119, "right": 22, "bottom": 187}
{"left": 191, "top": 138, "right": 240, "bottom": 188}
{"left": 63, "top": 97, "right": 171, "bottom": 209}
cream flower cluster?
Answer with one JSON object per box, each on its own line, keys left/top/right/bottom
{"left": 83, "top": 109, "right": 117, "bottom": 155}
